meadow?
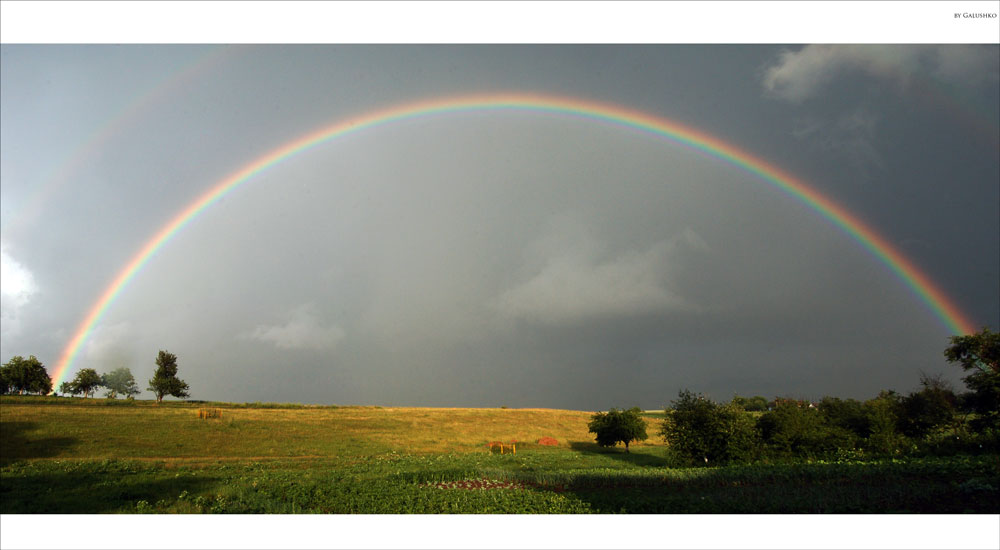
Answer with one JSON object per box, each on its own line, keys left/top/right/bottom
{"left": 1, "top": 396, "right": 997, "bottom": 514}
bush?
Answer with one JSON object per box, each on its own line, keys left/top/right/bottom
{"left": 863, "top": 391, "right": 909, "bottom": 456}
{"left": 898, "top": 374, "right": 957, "bottom": 439}
{"left": 661, "top": 390, "right": 758, "bottom": 465}
{"left": 757, "top": 401, "right": 855, "bottom": 457}
{"left": 962, "top": 370, "right": 1000, "bottom": 436}
{"left": 731, "top": 395, "right": 769, "bottom": 412}
{"left": 818, "top": 397, "right": 871, "bottom": 439}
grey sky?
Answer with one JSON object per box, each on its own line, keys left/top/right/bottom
{"left": 1, "top": 45, "right": 998, "bottom": 409}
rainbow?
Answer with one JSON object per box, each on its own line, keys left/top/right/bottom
{"left": 49, "top": 92, "right": 979, "bottom": 388}
{"left": 1, "top": 46, "right": 240, "bottom": 240}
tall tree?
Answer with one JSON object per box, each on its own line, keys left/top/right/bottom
{"left": 945, "top": 328, "right": 1000, "bottom": 434}
{"left": 69, "top": 368, "right": 103, "bottom": 398}
{"left": 0, "top": 365, "right": 10, "bottom": 395}
{"left": 101, "top": 367, "right": 140, "bottom": 399}
{"left": 588, "top": 407, "right": 648, "bottom": 452}
{"left": 147, "top": 350, "right": 189, "bottom": 403}
{"left": 1, "top": 355, "right": 52, "bottom": 395}
{"left": 945, "top": 328, "right": 999, "bottom": 374}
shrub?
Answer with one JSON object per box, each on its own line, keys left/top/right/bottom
{"left": 818, "top": 397, "right": 871, "bottom": 439}
{"left": 757, "top": 401, "right": 855, "bottom": 457}
{"left": 661, "top": 390, "right": 758, "bottom": 465}
{"left": 898, "top": 374, "right": 957, "bottom": 439}
{"left": 731, "top": 395, "right": 769, "bottom": 412}
{"left": 863, "top": 391, "right": 909, "bottom": 456}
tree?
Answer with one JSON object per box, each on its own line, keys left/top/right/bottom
{"left": 588, "top": 407, "right": 648, "bottom": 452}
{"left": 68, "top": 368, "right": 103, "bottom": 398}
{"left": 945, "top": 328, "right": 999, "bottom": 374}
{"left": 147, "top": 350, "right": 189, "bottom": 403}
{"left": 1, "top": 355, "right": 52, "bottom": 395}
{"left": 818, "top": 397, "right": 871, "bottom": 439}
{"left": 731, "top": 395, "right": 769, "bottom": 412}
{"left": 0, "top": 366, "right": 10, "bottom": 395}
{"left": 863, "top": 390, "right": 907, "bottom": 455}
{"left": 945, "top": 328, "right": 1000, "bottom": 435}
{"left": 58, "top": 381, "right": 73, "bottom": 397}
{"left": 101, "top": 367, "right": 139, "bottom": 399}
{"left": 897, "top": 373, "right": 957, "bottom": 439}
{"left": 661, "top": 390, "right": 758, "bottom": 464}
{"left": 757, "top": 401, "right": 854, "bottom": 457}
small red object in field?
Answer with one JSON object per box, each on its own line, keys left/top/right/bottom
{"left": 537, "top": 437, "right": 558, "bottom": 446}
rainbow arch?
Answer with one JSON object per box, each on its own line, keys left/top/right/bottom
{"left": 50, "top": 92, "right": 979, "bottom": 388}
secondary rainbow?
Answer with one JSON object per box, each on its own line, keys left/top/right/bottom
{"left": 50, "top": 92, "right": 979, "bottom": 388}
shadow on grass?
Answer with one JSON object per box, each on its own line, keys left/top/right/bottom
{"left": 568, "top": 441, "right": 673, "bottom": 468}
{"left": 0, "top": 422, "right": 78, "bottom": 466}
{"left": 0, "top": 466, "right": 219, "bottom": 513}
{"left": 529, "top": 455, "right": 1000, "bottom": 514}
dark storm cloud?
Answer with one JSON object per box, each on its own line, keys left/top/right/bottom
{"left": 1, "top": 45, "right": 997, "bottom": 408}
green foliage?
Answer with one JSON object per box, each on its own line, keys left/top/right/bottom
{"left": 898, "top": 374, "right": 958, "bottom": 439}
{"left": 863, "top": 391, "right": 908, "bottom": 456}
{"left": 0, "top": 355, "right": 52, "bottom": 395}
{"left": 101, "top": 367, "right": 140, "bottom": 399}
{"left": 69, "top": 368, "right": 103, "bottom": 398}
{"left": 1, "top": 394, "right": 999, "bottom": 514}
{"left": 731, "top": 395, "right": 769, "bottom": 412}
{"left": 962, "top": 371, "right": 1000, "bottom": 436}
{"left": 587, "top": 407, "right": 648, "bottom": 452}
{"left": 818, "top": 397, "right": 871, "bottom": 439}
{"left": 3, "top": 452, "right": 996, "bottom": 514}
{"left": 661, "top": 390, "right": 758, "bottom": 465}
{"left": 757, "top": 401, "right": 854, "bottom": 457}
{"left": 945, "top": 328, "right": 1000, "bottom": 436}
{"left": 147, "top": 350, "right": 189, "bottom": 403}
{"left": 945, "top": 327, "right": 999, "bottom": 375}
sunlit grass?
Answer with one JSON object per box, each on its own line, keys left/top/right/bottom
{"left": 1, "top": 398, "right": 630, "bottom": 459}
{"left": 2, "top": 396, "right": 997, "bottom": 513}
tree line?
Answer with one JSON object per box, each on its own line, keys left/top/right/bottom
{"left": 0, "top": 350, "right": 190, "bottom": 403}
{"left": 589, "top": 328, "right": 999, "bottom": 463}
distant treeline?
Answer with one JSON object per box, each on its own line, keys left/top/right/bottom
{"left": 657, "top": 327, "right": 998, "bottom": 464}
{"left": 0, "top": 395, "right": 352, "bottom": 410}
{"left": 660, "top": 376, "right": 996, "bottom": 466}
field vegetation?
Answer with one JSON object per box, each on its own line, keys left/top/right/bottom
{"left": 2, "top": 328, "right": 997, "bottom": 513}
{"left": 1, "top": 396, "right": 997, "bottom": 514}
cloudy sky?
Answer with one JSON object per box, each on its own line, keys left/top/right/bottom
{"left": 1, "top": 44, "right": 998, "bottom": 409}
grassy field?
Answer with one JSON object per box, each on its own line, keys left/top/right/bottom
{"left": 1, "top": 396, "right": 998, "bottom": 514}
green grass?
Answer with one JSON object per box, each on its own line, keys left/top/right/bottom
{"left": 2, "top": 396, "right": 998, "bottom": 513}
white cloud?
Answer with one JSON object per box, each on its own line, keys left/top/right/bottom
{"left": 763, "top": 45, "right": 856, "bottom": 103}
{"left": 763, "top": 45, "right": 999, "bottom": 103}
{"left": 494, "top": 221, "right": 704, "bottom": 325}
{"left": 246, "top": 304, "right": 345, "bottom": 351}
{"left": 1, "top": 245, "right": 38, "bottom": 340}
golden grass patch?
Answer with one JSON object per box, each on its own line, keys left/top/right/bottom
{"left": 2, "top": 403, "right": 664, "bottom": 460}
